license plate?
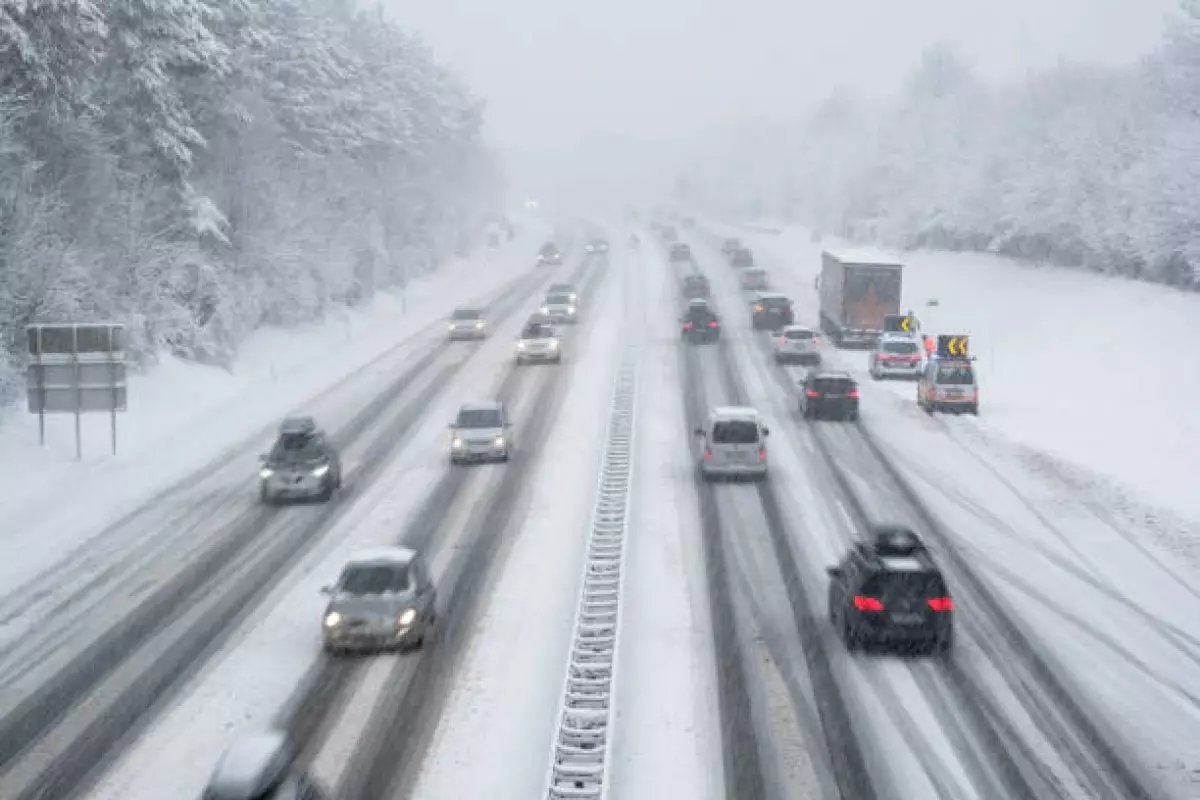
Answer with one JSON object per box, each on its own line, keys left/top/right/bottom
{"left": 890, "top": 612, "right": 922, "bottom": 625}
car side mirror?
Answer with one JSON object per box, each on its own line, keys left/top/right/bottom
{"left": 762, "top": 427, "right": 770, "bottom": 436}
{"left": 319, "top": 585, "right": 333, "bottom": 595}
{"left": 825, "top": 566, "right": 841, "bottom": 578}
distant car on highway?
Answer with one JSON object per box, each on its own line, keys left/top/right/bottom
{"left": 669, "top": 242, "right": 693, "bottom": 263}
{"left": 259, "top": 417, "right": 342, "bottom": 505}
{"left": 321, "top": 547, "right": 437, "bottom": 655}
{"left": 681, "top": 272, "right": 711, "bottom": 300}
{"left": 730, "top": 247, "right": 754, "bottom": 268}
{"left": 449, "top": 401, "right": 512, "bottom": 464}
{"left": 585, "top": 238, "right": 609, "bottom": 254}
{"left": 721, "top": 237, "right": 743, "bottom": 257}
{"left": 681, "top": 298, "right": 721, "bottom": 344}
{"left": 540, "top": 291, "right": 578, "bottom": 323}
{"left": 870, "top": 334, "right": 922, "bottom": 380}
{"left": 537, "top": 242, "right": 562, "bottom": 266}
{"left": 772, "top": 325, "right": 821, "bottom": 366}
{"left": 750, "top": 292, "right": 794, "bottom": 330}
{"left": 516, "top": 319, "right": 562, "bottom": 364}
{"left": 694, "top": 406, "right": 770, "bottom": 481}
{"left": 547, "top": 282, "right": 578, "bottom": 303}
{"left": 204, "top": 731, "right": 328, "bottom": 800}
{"left": 827, "top": 526, "right": 954, "bottom": 655}
{"left": 448, "top": 307, "right": 487, "bottom": 341}
{"left": 798, "top": 370, "right": 859, "bottom": 421}
{"left": 740, "top": 267, "right": 769, "bottom": 290}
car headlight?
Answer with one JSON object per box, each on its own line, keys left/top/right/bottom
{"left": 324, "top": 612, "right": 342, "bottom": 628}
{"left": 259, "top": 468, "right": 274, "bottom": 479}
{"left": 540, "top": 306, "right": 549, "bottom": 314}
{"left": 493, "top": 436, "right": 505, "bottom": 447}
{"left": 549, "top": 340, "right": 559, "bottom": 349}
{"left": 517, "top": 341, "right": 527, "bottom": 350}
{"left": 398, "top": 609, "right": 417, "bottom": 627}
{"left": 567, "top": 306, "right": 576, "bottom": 314}
{"left": 452, "top": 437, "right": 464, "bottom": 448}
{"left": 569, "top": 294, "right": 577, "bottom": 302}
{"left": 475, "top": 321, "right": 484, "bottom": 329}
{"left": 311, "top": 464, "right": 330, "bottom": 477}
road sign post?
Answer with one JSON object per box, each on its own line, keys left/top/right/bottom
{"left": 27, "top": 323, "right": 127, "bottom": 459}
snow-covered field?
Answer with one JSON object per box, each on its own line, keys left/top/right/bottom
{"left": 0, "top": 221, "right": 547, "bottom": 590}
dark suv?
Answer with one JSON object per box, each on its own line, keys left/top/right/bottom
{"left": 681, "top": 299, "right": 721, "bottom": 344}
{"left": 259, "top": 417, "right": 342, "bottom": 504}
{"left": 681, "top": 273, "right": 711, "bottom": 300}
{"left": 799, "top": 371, "right": 859, "bottom": 421}
{"left": 750, "top": 293, "right": 794, "bottom": 329}
{"left": 669, "top": 242, "right": 693, "bottom": 263}
{"left": 827, "top": 527, "right": 954, "bottom": 655}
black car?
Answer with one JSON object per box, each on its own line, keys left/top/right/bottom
{"left": 259, "top": 417, "right": 342, "bottom": 504}
{"left": 827, "top": 526, "right": 954, "bottom": 654}
{"left": 730, "top": 247, "right": 754, "bottom": 268}
{"left": 681, "top": 299, "right": 721, "bottom": 344}
{"left": 669, "top": 242, "right": 693, "bottom": 263}
{"left": 750, "top": 293, "right": 794, "bottom": 329}
{"left": 681, "top": 273, "right": 710, "bottom": 300}
{"left": 799, "top": 371, "right": 859, "bottom": 421}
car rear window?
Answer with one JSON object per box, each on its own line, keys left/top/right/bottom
{"left": 451, "top": 309, "right": 480, "bottom": 320}
{"left": 545, "top": 294, "right": 571, "bottom": 305}
{"left": 883, "top": 341, "right": 918, "bottom": 354}
{"left": 456, "top": 409, "right": 502, "bottom": 428}
{"left": 861, "top": 571, "right": 947, "bottom": 600}
{"left": 711, "top": 420, "right": 760, "bottom": 444}
{"left": 339, "top": 564, "right": 411, "bottom": 594}
{"left": 936, "top": 364, "right": 975, "bottom": 384}
{"left": 785, "top": 329, "right": 814, "bottom": 341}
{"left": 812, "top": 377, "right": 854, "bottom": 393}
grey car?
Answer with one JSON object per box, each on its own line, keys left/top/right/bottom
{"left": 259, "top": 417, "right": 342, "bottom": 504}
{"left": 448, "top": 308, "right": 487, "bottom": 340}
{"left": 204, "top": 731, "right": 327, "bottom": 800}
{"left": 540, "top": 291, "right": 578, "bottom": 323}
{"left": 772, "top": 325, "right": 822, "bottom": 365}
{"left": 516, "top": 320, "right": 562, "bottom": 364}
{"left": 321, "top": 547, "right": 437, "bottom": 655}
{"left": 449, "top": 401, "right": 512, "bottom": 464}
{"left": 694, "top": 406, "right": 770, "bottom": 481}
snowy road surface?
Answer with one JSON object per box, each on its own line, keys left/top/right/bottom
{"left": 0, "top": 219, "right": 1194, "bottom": 799}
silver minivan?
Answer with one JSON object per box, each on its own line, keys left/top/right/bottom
{"left": 694, "top": 407, "right": 770, "bottom": 481}
{"left": 321, "top": 547, "right": 437, "bottom": 655}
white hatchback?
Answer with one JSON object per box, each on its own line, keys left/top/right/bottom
{"left": 772, "top": 325, "right": 822, "bottom": 366}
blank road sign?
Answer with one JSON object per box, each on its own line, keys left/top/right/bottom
{"left": 28, "top": 363, "right": 127, "bottom": 387}
{"left": 27, "top": 386, "right": 127, "bottom": 413}
{"left": 27, "top": 324, "right": 125, "bottom": 356}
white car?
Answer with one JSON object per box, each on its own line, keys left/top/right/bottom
{"left": 693, "top": 406, "right": 770, "bottom": 481}
{"left": 516, "top": 320, "right": 562, "bottom": 364}
{"left": 772, "top": 325, "right": 822, "bottom": 366}
{"left": 540, "top": 292, "right": 578, "bottom": 324}
{"left": 870, "top": 334, "right": 923, "bottom": 379}
{"left": 448, "top": 308, "right": 487, "bottom": 340}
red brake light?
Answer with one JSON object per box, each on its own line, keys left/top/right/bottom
{"left": 683, "top": 322, "right": 694, "bottom": 329}
{"left": 927, "top": 597, "right": 954, "bottom": 612}
{"left": 778, "top": 337, "right": 787, "bottom": 344}
{"left": 805, "top": 389, "right": 820, "bottom": 398}
{"left": 708, "top": 321, "right": 719, "bottom": 328}
{"left": 813, "top": 337, "right": 821, "bottom": 344}
{"left": 704, "top": 449, "right": 712, "bottom": 460}
{"left": 853, "top": 596, "right": 884, "bottom": 612}
{"left": 848, "top": 390, "right": 860, "bottom": 399}
{"left": 758, "top": 447, "right": 767, "bottom": 460}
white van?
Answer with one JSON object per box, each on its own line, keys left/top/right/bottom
{"left": 693, "top": 407, "right": 770, "bottom": 481}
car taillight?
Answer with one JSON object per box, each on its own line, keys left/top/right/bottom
{"left": 853, "top": 596, "right": 884, "bottom": 611}
{"left": 683, "top": 322, "right": 694, "bottom": 329}
{"left": 973, "top": 389, "right": 979, "bottom": 402}
{"left": 848, "top": 390, "right": 860, "bottom": 399}
{"left": 805, "top": 389, "right": 820, "bottom": 398}
{"left": 704, "top": 449, "right": 712, "bottom": 461}
{"left": 758, "top": 447, "right": 767, "bottom": 460}
{"left": 708, "top": 321, "right": 719, "bottom": 328}
{"left": 927, "top": 597, "right": 954, "bottom": 612}
{"left": 777, "top": 337, "right": 787, "bottom": 344}
{"left": 813, "top": 337, "right": 821, "bottom": 344}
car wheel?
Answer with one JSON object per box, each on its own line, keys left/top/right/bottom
{"left": 259, "top": 485, "right": 274, "bottom": 506}
{"left": 318, "top": 482, "right": 334, "bottom": 503}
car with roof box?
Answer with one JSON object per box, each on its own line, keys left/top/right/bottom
{"left": 449, "top": 401, "right": 512, "bottom": 464}
{"left": 798, "top": 370, "right": 859, "bottom": 421}
{"left": 827, "top": 526, "right": 954, "bottom": 654}
{"left": 258, "top": 417, "right": 342, "bottom": 505}
{"left": 321, "top": 547, "right": 437, "bottom": 655}
{"left": 693, "top": 406, "right": 770, "bottom": 481}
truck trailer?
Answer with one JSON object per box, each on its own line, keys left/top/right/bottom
{"left": 818, "top": 248, "right": 904, "bottom": 348}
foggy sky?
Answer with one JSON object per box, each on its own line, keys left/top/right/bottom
{"left": 382, "top": 0, "right": 1178, "bottom": 204}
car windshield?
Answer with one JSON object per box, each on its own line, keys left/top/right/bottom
{"left": 762, "top": 297, "right": 790, "bottom": 309}
{"left": 812, "top": 377, "right": 854, "bottom": 393}
{"left": 523, "top": 324, "right": 553, "bottom": 338}
{"left": 338, "top": 563, "right": 411, "bottom": 594}
{"left": 451, "top": 309, "right": 480, "bottom": 320}
{"left": 861, "top": 571, "right": 947, "bottom": 601}
{"left": 545, "top": 294, "right": 571, "bottom": 305}
{"left": 785, "top": 329, "right": 814, "bottom": 340}
{"left": 456, "top": 409, "right": 502, "bottom": 428}
{"left": 711, "top": 420, "right": 760, "bottom": 444}
{"left": 936, "top": 364, "right": 975, "bottom": 384}
{"left": 883, "top": 341, "right": 919, "bottom": 354}
{"left": 685, "top": 277, "right": 708, "bottom": 288}
{"left": 549, "top": 285, "right": 572, "bottom": 293}
{"left": 269, "top": 433, "right": 324, "bottom": 462}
